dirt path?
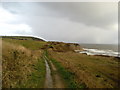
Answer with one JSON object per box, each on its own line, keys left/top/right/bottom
{"left": 49, "top": 60, "right": 65, "bottom": 88}
{"left": 44, "top": 58, "right": 53, "bottom": 88}
{"left": 44, "top": 56, "right": 65, "bottom": 88}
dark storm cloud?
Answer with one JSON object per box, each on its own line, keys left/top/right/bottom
{"left": 3, "top": 2, "right": 117, "bottom": 30}
{"left": 0, "top": 2, "right": 118, "bottom": 44}
{"left": 38, "top": 2, "right": 117, "bottom": 30}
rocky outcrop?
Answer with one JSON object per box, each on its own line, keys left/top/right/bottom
{"left": 42, "top": 41, "right": 82, "bottom": 52}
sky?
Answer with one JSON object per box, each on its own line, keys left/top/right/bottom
{"left": 0, "top": 2, "right": 118, "bottom": 44}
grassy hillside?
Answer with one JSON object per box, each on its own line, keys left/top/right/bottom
{"left": 1, "top": 36, "right": 119, "bottom": 88}
{"left": 2, "top": 36, "right": 45, "bottom": 41}
{"left": 2, "top": 37, "right": 46, "bottom": 88}
{"left": 2, "top": 36, "right": 46, "bottom": 50}
{"left": 48, "top": 50, "right": 119, "bottom": 88}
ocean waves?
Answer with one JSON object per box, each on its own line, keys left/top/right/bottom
{"left": 75, "top": 48, "right": 119, "bottom": 57}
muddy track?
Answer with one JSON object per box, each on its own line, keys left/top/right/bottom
{"left": 44, "top": 55, "right": 65, "bottom": 88}
{"left": 44, "top": 58, "right": 53, "bottom": 88}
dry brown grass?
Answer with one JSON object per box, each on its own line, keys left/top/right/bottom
{"left": 48, "top": 50, "right": 119, "bottom": 88}
{"left": 2, "top": 41, "right": 42, "bottom": 88}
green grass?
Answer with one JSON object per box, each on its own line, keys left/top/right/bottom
{"left": 2, "top": 36, "right": 44, "bottom": 41}
{"left": 16, "top": 57, "right": 46, "bottom": 88}
{"left": 2, "top": 38, "right": 46, "bottom": 88}
{"left": 2, "top": 38, "right": 46, "bottom": 50}
{"left": 45, "top": 50, "right": 86, "bottom": 88}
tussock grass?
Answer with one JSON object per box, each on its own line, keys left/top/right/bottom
{"left": 22, "top": 56, "right": 46, "bottom": 88}
{"left": 2, "top": 41, "right": 45, "bottom": 88}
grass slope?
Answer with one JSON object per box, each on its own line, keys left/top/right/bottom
{"left": 2, "top": 36, "right": 45, "bottom": 41}
{"left": 2, "top": 37, "right": 46, "bottom": 50}
{"left": 48, "top": 50, "right": 119, "bottom": 88}
{"left": 2, "top": 37, "right": 46, "bottom": 88}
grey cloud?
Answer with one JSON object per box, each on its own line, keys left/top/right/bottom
{"left": 24, "top": 16, "right": 117, "bottom": 44}
{"left": 40, "top": 2, "right": 117, "bottom": 30}
{"left": 1, "top": 2, "right": 118, "bottom": 44}
{"left": 2, "top": 2, "right": 117, "bottom": 30}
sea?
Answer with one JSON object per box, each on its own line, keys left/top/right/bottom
{"left": 78, "top": 44, "right": 119, "bottom": 57}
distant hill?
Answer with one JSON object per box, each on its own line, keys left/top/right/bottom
{"left": 1, "top": 36, "right": 45, "bottom": 41}
{"left": 1, "top": 36, "right": 82, "bottom": 52}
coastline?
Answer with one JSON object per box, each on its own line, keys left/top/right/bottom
{"left": 75, "top": 48, "right": 119, "bottom": 58}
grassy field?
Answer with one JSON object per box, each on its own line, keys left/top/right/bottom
{"left": 48, "top": 49, "right": 119, "bottom": 88}
{"left": 2, "top": 37, "right": 46, "bottom": 88}
{"left": 1, "top": 36, "right": 119, "bottom": 88}
{"left": 2, "top": 36, "right": 46, "bottom": 50}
